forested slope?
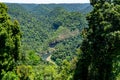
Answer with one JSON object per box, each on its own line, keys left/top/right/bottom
{"left": 1, "top": 1, "right": 120, "bottom": 80}
{"left": 6, "top": 3, "right": 92, "bottom": 64}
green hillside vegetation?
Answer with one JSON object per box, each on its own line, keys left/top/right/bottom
{"left": 0, "top": 0, "right": 120, "bottom": 80}
{"left": 0, "top": 3, "right": 89, "bottom": 79}
{"left": 6, "top": 3, "right": 89, "bottom": 64}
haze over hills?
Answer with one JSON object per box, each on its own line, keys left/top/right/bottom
{"left": 21, "top": 3, "right": 92, "bottom": 12}
{"left": 6, "top": 3, "right": 92, "bottom": 14}
{"left": 1, "top": 0, "right": 90, "bottom": 4}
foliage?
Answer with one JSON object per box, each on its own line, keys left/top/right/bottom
{"left": 0, "top": 3, "right": 21, "bottom": 78}
{"left": 74, "top": 0, "right": 120, "bottom": 80}
{"left": 2, "top": 2, "right": 120, "bottom": 80}
{"left": 22, "top": 50, "right": 41, "bottom": 65}
{"left": 6, "top": 3, "right": 88, "bottom": 64}
{"left": 16, "top": 65, "right": 35, "bottom": 80}
{"left": 2, "top": 71, "right": 19, "bottom": 80}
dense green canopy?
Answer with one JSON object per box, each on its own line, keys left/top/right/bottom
{"left": 0, "top": 3, "right": 21, "bottom": 77}
{"left": 74, "top": 0, "right": 120, "bottom": 80}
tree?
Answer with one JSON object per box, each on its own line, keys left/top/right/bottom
{"left": 2, "top": 71, "right": 19, "bottom": 80}
{"left": 90, "top": 0, "right": 112, "bottom": 6}
{"left": 16, "top": 65, "right": 34, "bottom": 80}
{"left": 0, "top": 3, "right": 21, "bottom": 77}
{"left": 74, "top": 0, "right": 120, "bottom": 80}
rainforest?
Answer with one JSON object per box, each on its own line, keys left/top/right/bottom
{"left": 0, "top": 0, "right": 120, "bottom": 80}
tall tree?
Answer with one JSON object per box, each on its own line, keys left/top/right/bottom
{"left": 0, "top": 3, "right": 21, "bottom": 77}
{"left": 74, "top": 0, "right": 120, "bottom": 80}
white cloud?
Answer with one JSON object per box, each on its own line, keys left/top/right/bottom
{"left": 0, "top": 0, "right": 90, "bottom": 4}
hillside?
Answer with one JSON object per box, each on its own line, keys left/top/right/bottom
{"left": 6, "top": 3, "right": 92, "bottom": 64}
{"left": 1, "top": 2, "right": 120, "bottom": 80}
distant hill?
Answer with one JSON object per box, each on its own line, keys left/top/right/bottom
{"left": 31, "top": 3, "right": 92, "bottom": 14}
{"left": 6, "top": 3, "right": 92, "bottom": 15}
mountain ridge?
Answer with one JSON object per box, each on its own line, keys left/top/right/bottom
{"left": 6, "top": 3, "right": 92, "bottom": 14}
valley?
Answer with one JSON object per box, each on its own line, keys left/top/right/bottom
{"left": 6, "top": 3, "right": 92, "bottom": 64}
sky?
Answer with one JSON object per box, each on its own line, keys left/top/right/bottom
{"left": 0, "top": 0, "right": 90, "bottom": 4}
